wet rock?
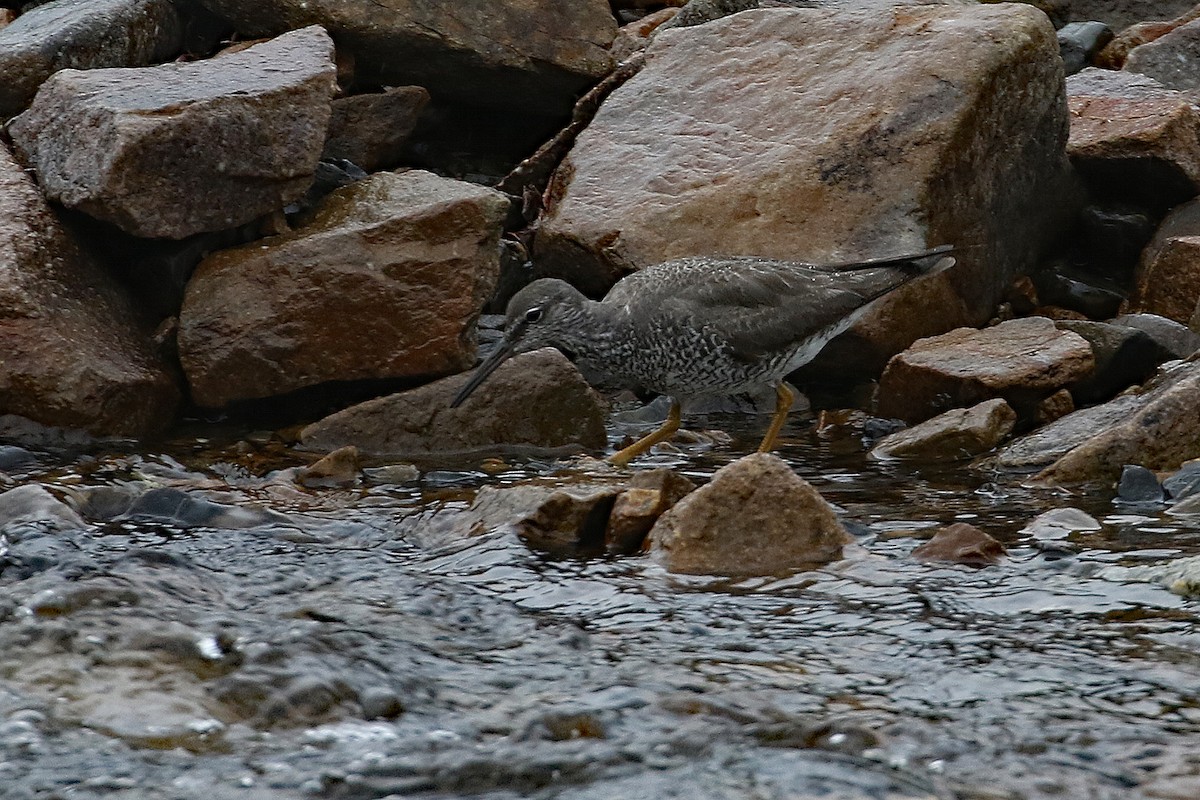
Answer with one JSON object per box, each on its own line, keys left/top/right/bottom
{"left": 295, "top": 446, "right": 361, "bottom": 489}
{"left": 1117, "top": 464, "right": 1164, "bottom": 502}
{"left": 1020, "top": 507, "right": 1101, "bottom": 541}
{"left": 1164, "top": 461, "right": 1200, "bottom": 500}
{"left": 359, "top": 687, "right": 404, "bottom": 720}
{"left": 299, "top": 348, "right": 607, "bottom": 457}
{"left": 69, "top": 485, "right": 286, "bottom": 529}
{"left": 0, "top": 446, "right": 38, "bottom": 473}
{"left": 1055, "top": 319, "right": 1170, "bottom": 402}
{"left": 1033, "top": 268, "right": 1125, "bottom": 319}
{"left": 1058, "top": 21, "right": 1113, "bottom": 75}
{"left": 1037, "top": 358, "right": 1200, "bottom": 483}
{"left": 0, "top": 485, "right": 87, "bottom": 533}
{"left": 194, "top": 0, "right": 616, "bottom": 118}
{"left": 536, "top": 4, "right": 1072, "bottom": 376}
{"left": 991, "top": 391, "right": 1142, "bottom": 472}
{"left": 475, "top": 483, "right": 621, "bottom": 555}
{"left": 0, "top": 144, "right": 179, "bottom": 437}
{"left": 877, "top": 317, "right": 1095, "bottom": 424}
{"left": 911, "top": 523, "right": 1005, "bottom": 566}
{"left": 322, "top": 86, "right": 430, "bottom": 172}
{"left": 1099, "top": 554, "right": 1200, "bottom": 596}
{"left": 1127, "top": 236, "right": 1200, "bottom": 325}
{"left": 0, "top": 0, "right": 183, "bottom": 119}
{"left": 1066, "top": 68, "right": 1200, "bottom": 210}
{"left": 1110, "top": 313, "right": 1200, "bottom": 358}
{"left": 869, "top": 398, "right": 1016, "bottom": 461}
{"left": 1125, "top": 17, "right": 1200, "bottom": 91}
{"left": 605, "top": 469, "right": 696, "bottom": 555}
{"left": 648, "top": 453, "right": 851, "bottom": 576}
{"left": 8, "top": 26, "right": 337, "bottom": 239}
{"left": 178, "top": 170, "right": 508, "bottom": 407}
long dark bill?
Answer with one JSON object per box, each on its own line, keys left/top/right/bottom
{"left": 449, "top": 338, "right": 517, "bottom": 408}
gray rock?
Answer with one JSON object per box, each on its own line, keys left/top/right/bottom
{"left": 648, "top": 453, "right": 851, "bottom": 576}
{"left": 991, "top": 391, "right": 1141, "bottom": 472}
{"left": 1099, "top": 554, "right": 1200, "bottom": 596}
{"left": 194, "top": 0, "right": 616, "bottom": 117}
{"left": 178, "top": 170, "right": 509, "bottom": 407}
{"left": 1019, "top": 507, "right": 1101, "bottom": 541}
{"left": 1126, "top": 18, "right": 1200, "bottom": 90}
{"left": 299, "top": 348, "right": 608, "bottom": 457}
{"left": 1057, "top": 20, "right": 1113, "bottom": 75}
{"left": 1110, "top": 313, "right": 1200, "bottom": 358}
{"left": 870, "top": 398, "right": 1017, "bottom": 461}
{"left": 0, "top": 485, "right": 87, "bottom": 532}
{"left": 0, "top": 144, "right": 180, "bottom": 437}
{"left": 8, "top": 26, "right": 336, "bottom": 238}
{"left": 663, "top": 0, "right": 759, "bottom": 29}
{"left": 1163, "top": 461, "right": 1200, "bottom": 500}
{"left": 322, "top": 86, "right": 430, "bottom": 172}
{"left": 0, "top": 0, "right": 183, "bottom": 119}
{"left": 1055, "top": 319, "right": 1171, "bottom": 401}
{"left": 1116, "top": 464, "right": 1164, "bottom": 502}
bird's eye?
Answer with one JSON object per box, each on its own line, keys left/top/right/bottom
{"left": 524, "top": 307, "right": 544, "bottom": 323}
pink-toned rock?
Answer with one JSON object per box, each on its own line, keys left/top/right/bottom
{"left": 1129, "top": 235, "right": 1200, "bottom": 324}
{"left": 1066, "top": 67, "right": 1200, "bottom": 208}
{"left": 877, "top": 317, "right": 1095, "bottom": 423}
{"left": 912, "top": 522, "right": 1005, "bottom": 566}
{"left": 298, "top": 348, "right": 607, "bottom": 457}
{"left": 8, "top": 26, "right": 336, "bottom": 239}
{"left": 610, "top": 7, "right": 679, "bottom": 62}
{"left": 0, "top": 144, "right": 179, "bottom": 437}
{"left": 322, "top": 86, "right": 430, "bottom": 172}
{"left": 605, "top": 468, "right": 695, "bottom": 554}
{"left": 648, "top": 453, "right": 851, "bottom": 576}
{"left": 535, "top": 4, "right": 1072, "bottom": 374}
{"left": 1126, "top": 16, "right": 1200, "bottom": 90}
{"left": 870, "top": 398, "right": 1016, "bottom": 461}
{"left": 178, "top": 170, "right": 509, "bottom": 408}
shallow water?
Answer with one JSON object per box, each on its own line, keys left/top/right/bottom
{"left": 2, "top": 413, "right": 1199, "bottom": 800}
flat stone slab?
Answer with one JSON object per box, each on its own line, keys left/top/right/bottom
{"left": 870, "top": 398, "right": 1016, "bottom": 461}
{"left": 8, "top": 25, "right": 336, "bottom": 238}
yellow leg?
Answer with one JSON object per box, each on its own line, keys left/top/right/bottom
{"left": 608, "top": 400, "right": 682, "bottom": 467}
{"left": 757, "top": 383, "right": 794, "bottom": 453}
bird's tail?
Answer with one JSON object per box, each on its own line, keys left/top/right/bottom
{"left": 816, "top": 244, "right": 956, "bottom": 275}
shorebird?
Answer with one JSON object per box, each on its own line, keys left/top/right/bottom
{"left": 451, "top": 246, "right": 955, "bottom": 466}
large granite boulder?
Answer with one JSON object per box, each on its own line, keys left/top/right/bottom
{"left": 0, "top": 0, "right": 183, "bottom": 119}
{"left": 178, "top": 170, "right": 509, "bottom": 408}
{"left": 1066, "top": 68, "right": 1200, "bottom": 209}
{"left": 194, "top": 0, "right": 616, "bottom": 117}
{"left": 8, "top": 26, "right": 336, "bottom": 239}
{"left": 298, "top": 349, "right": 608, "bottom": 457}
{"left": 0, "top": 144, "right": 179, "bottom": 437}
{"left": 535, "top": 5, "right": 1073, "bottom": 376}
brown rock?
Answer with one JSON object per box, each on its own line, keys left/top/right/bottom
{"left": 605, "top": 468, "right": 696, "bottom": 554}
{"left": 466, "top": 482, "right": 620, "bottom": 555}
{"left": 1037, "top": 357, "right": 1200, "bottom": 483}
{"left": 298, "top": 348, "right": 608, "bottom": 457}
{"left": 0, "top": 0, "right": 183, "bottom": 119}
{"left": 1192, "top": 301, "right": 1200, "bottom": 333}
{"left": 611, "top": 7, "right": 680, "bottom": 62}
{"left": 1066, "top": 67, "right": 1200, "bottom": 209}
{"left": 1034, "top": 387, "right": 1075, "bottom": 426}
{"left": 912, "top": 522, "right": 1005, "bottom": 566}
{"left": 877, "top": 317, "right": 1095, "bottom": 423}
{"left": 0, "top": 9, "right": 16, "bottom": 29}
{"left": 535, "top": 4, "right": 1072, "bottom": 374}
{"left": 178, "top": 170, "right": 509, "bottom": 407}
{"left": 0, "top": 144, "right": 179, "bottom": 437}
{"left": 869, "top": 398, "right": 1017, "bottom": 461}
{"left": 295, "top": 446, "right": 361, "bottom": 489}
{"left": 322, "top": 86, "right": 430, "bottom": 172}
{"left": 1126, "top": 17, "right": 1200, "bottom": 90}
{"left": 194, "top": 0, "right": 616, "bottom": 117}
{"left": 8, "top": 26, "right": 336, "bottom": 239}
{"left": 1128, "top": 235, "right": 1200, "bottom": 324}
{"left": 648, "top": 453, "right": 851, "bottom": 576}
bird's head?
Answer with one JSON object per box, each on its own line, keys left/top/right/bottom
{"left": 450, "top": 279, "right": 588, "bottom": 408}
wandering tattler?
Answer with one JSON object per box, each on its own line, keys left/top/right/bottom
{"left": 451, "top": 246, "right": 955, "bottom": 466}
